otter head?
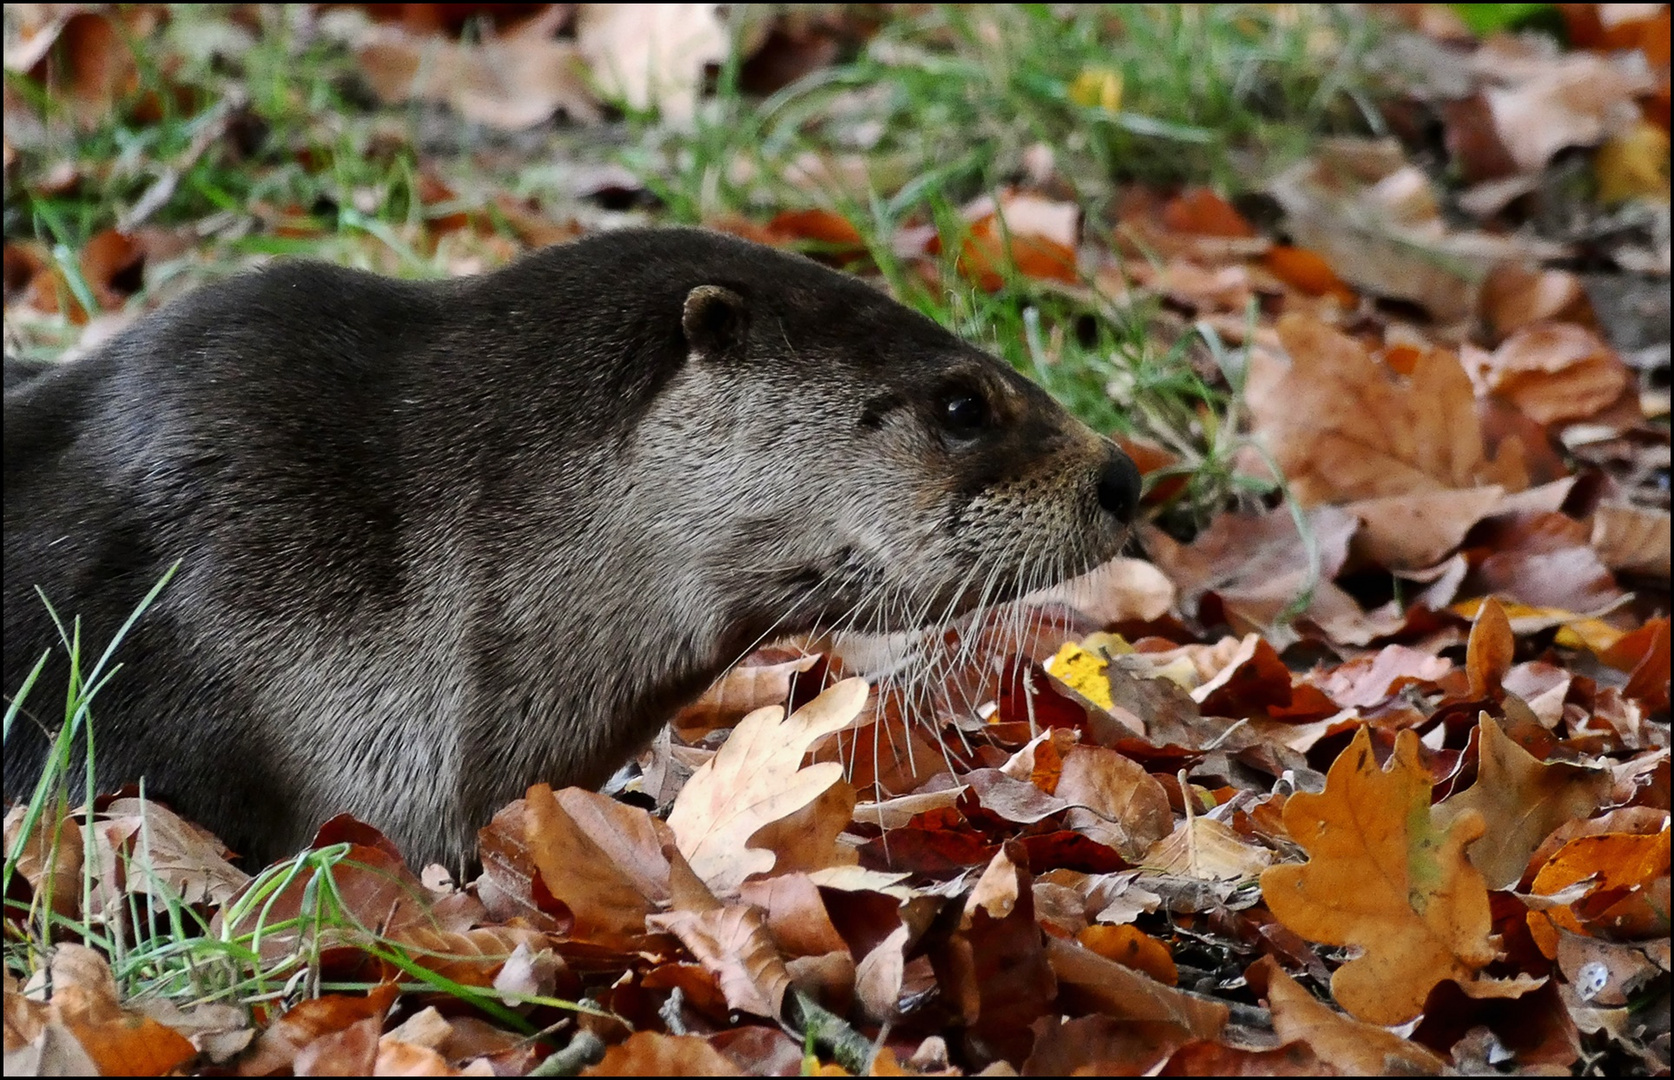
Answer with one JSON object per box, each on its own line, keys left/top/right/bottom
{"left": 626, "top": 238, "right": 1140, "bottom": 656}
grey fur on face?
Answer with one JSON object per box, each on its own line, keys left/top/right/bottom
{"left": 3, "top": 227, "right": 1140, "bottom": 871}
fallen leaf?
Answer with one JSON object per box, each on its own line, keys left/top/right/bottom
{"left": 1435, "top": 715, "right": 1614, "bottom": 890}
{"left": 1479, "top": 46, "right": 1655, "bottom": 172}
{"left": 1466, "top": 596, "right": 1514, "bottom": 700}
{"left": 1055, "top": 745, "right": 1173, "bottom": 861}
{"left": 236, "top": 983, "right": 398, "bottom": 1076}
{"left": 647, "top": 848, "right": 793, "bottom": 1020}
{"left": 1141, "top": 804, "right": 1273, "bottom": 882}
{"left": 575, "top": 3, "right": 731, "bottom": 123}
{"left": 1468, "top": 322, "right": 1634, "bottom": 427}
{"left": 1029, "top": 556, "right": 1177, "bottom": 624}
{"left": 1075, "top": 924, "right": 1178, "bottom": 985}
{"left": 668, "top": 678, "right": 866, "bottom": 893}
{"left": 1268, "top": 146, "right": 1563, "bottom": 321}
{"left": 523, "top": 784, "right": 673, "bottom": 943}
{"left": 1261, "top": 727, "right": 1496, "bottom": 1024}
{"left": 1595, "top": 119, "right": 1672, "bottom": 203}
{"left": 1251, "top": 956, "right": 1446, "bottom": 1075}
{"left": 675, "top": 648, "right": 822, "bottom": 737}
{"left": 1525, "top": 827, "right": 1671, "bottom": 957}
{"left": 584, "top": 1030, "right": 741, "bottom": 1075}
{"left": 16, "top": 945, "right": 197, "bottom": 1078}
{"left": 355, "top": 10, "right": 598, "bottom": 129}
{"left": 1046, "top": 935, "right": 1227, "bottom": 1039}
{"left": 1590, "top": 503, "right": 1672, "bottom": 583}
{"left": 1247, "top": 314, "right": 1527, "bottom": 504}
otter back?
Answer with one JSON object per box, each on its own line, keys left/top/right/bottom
{"left": 4, "top": 227, "right": 1139, "bottom": 869}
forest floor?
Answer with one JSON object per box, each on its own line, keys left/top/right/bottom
{"left": 2, "top": 4, "right": 1669, "bottom": 1076}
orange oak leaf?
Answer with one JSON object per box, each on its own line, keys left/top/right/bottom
{"left": 1260, "top": 727, "right": 1496, "bottom": 1025}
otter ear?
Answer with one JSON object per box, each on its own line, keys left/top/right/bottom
{"left": 682, "top": 284, "right": 749, "bottom": 360}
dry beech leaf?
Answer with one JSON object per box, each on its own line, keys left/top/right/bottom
{"left": 647, "top": 849, "right": 793, "bottom": 1020}
{"left": 668, "top": 677, "right": 866, "bottom": 894}
{"left": 1252, "top": 956, "right": 1446, "bottom": 1075}
{"left": 1435, "top": 715, "right": 1614, "bottom": 891}
{"left": 1055, "top": 745, "right": 1173, "bottom": 862}
{"left": 92, "top": 796, "right": 249, "bottom": 910}
{"left": 388, "top": 925, "right": 553, "bottom": 990}
{"left": 236, "top": 983, "right": 399, "bottom": 1076}
{"left": 1142, "top": 504, "right": 1374, "bottom": 643}
{"left": 938, "top": 190, "right": 1081, "bottom": 290}
{"left": 523, "top": 783, "right": 673, "bottom": 943}
{"left": 1141, "top": 802, "right": 1272, "bottom": 882}
{"left": 1075, "top": 924, "right": 1178, "bottom": 985}
{"left": 1247, "top": 314, "right": 1527, "bottom": 505}
{"left": 1261, "top": 727, "right": 1496, "bottom": 1025}
{"left": 16, "top": 945, "right": 196, "bottom": 1078}
{"left": 677, "top": 649, "right": 822, "bottom": 734}
{"left": 1591, "top": 502, "right": 1672, "bottom": 582}
{"left": 1469, "top": 322, "right": 1634, "bottom": 426}
{"left": 1030, "top": 556, "right": 1177, "bottom": 624}
{"left": 1268, "top": 147, "right": 1561, "bottom": 321}
{"left": 1045, "top": 936, "right": 1227, "bottom": 1039}
{"left": 2, "top": 808, "right": 83, "bottom": 924}
{"left": 1526, "top": 828, "right": 1672, "bottom": 957}
{"left": 1480, "top": 48, "right": 1655, "bottom": 172}
{"left": 355, "top": 9, "right": 598, "bottom": 129}
{"left": 1343, "top": 485, "right": 1508, "bottom": 571}
{"left": 585, "top": 1030, "right": 742, "bottom": 1076}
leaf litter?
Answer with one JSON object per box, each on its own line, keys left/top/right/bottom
{"left": 3, "top": 2, "right": 1671, "bottom": 1076}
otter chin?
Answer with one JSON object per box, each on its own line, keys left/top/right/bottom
{"left": 4, "top": 227, "right": 1140, "bottom": 870}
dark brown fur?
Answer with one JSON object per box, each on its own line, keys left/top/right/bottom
{"left": 3, "top": 227, "right": 1139, "bottom": 869}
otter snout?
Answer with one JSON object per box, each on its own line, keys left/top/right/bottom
{"left": 1096, "top": 448, "right": 1143, "bottom": 524}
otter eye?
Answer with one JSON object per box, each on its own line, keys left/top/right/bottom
{"left": 941, "top": 392, "right": 988, "bottom": 434}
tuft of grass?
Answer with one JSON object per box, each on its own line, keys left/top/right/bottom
{"left": 2, "top": 575, "right": 585, "bottom": 1033}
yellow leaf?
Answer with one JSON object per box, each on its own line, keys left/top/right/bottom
{"left": 1046, "top": 642, "right": 1113, "bottom": 709}
{"left": 1595, "top": 120, "right": 1671, "bottom": 204}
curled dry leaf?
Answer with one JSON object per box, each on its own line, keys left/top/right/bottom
{"left": 355, "top": 9, "right": 598, "bottom": 129}
{"left": 1478, "top": 46, "right": 1656, "bottom": 173}
{"left": 1251, "top": 956, "right": 1446, "bottom": 1076}
{"left": 1029, "top": 556, "right": 1176, "bottom": 625}
{"left": 1268, "top": 145, "right": 1562, "bottom": 321}
{"left": 1465, "top": 595, "right": 1515, "bottom": 700}
{"left": 676, "top": 648, "right": 822, "bottom": 735}
{"left": 1055, "top": 745, "right": 1173, "bottom": 862}
{"left": 646, "top": 849, "right": 793, "bottom": 1021}
{"left": 668, "top": 677, "right": 866, "bottom": 894}
{"left": 523, "top": 783, "right": 674, "bottom": 944}
{"left": 1468, "top": 322, "right": 1634, "bottom": 427}
{"left": 1591, "top": 502, "right": 1672, "bottom": 582}
{"left": 1261, "top": 727, "right": 1496, "bottom": 1025}
{"left": 13, "top": 944, "right": 197, "bottom": 1078}
{"left": 585, "top": 1030, "right": 742, "bottom": 1076}
{"left": 236, "top": 983, "right": 399, "bottom": 1076}
{"left": 1525, "top": 827, "right": 1672, "bottom": 958}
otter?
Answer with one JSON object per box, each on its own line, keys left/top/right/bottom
{"left": 4, "top": 227, "right": 1140, "bottom": 870}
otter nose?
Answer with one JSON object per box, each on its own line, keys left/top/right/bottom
{"left": 1096, "top": 450, "right": 1143, "bottom": 524}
